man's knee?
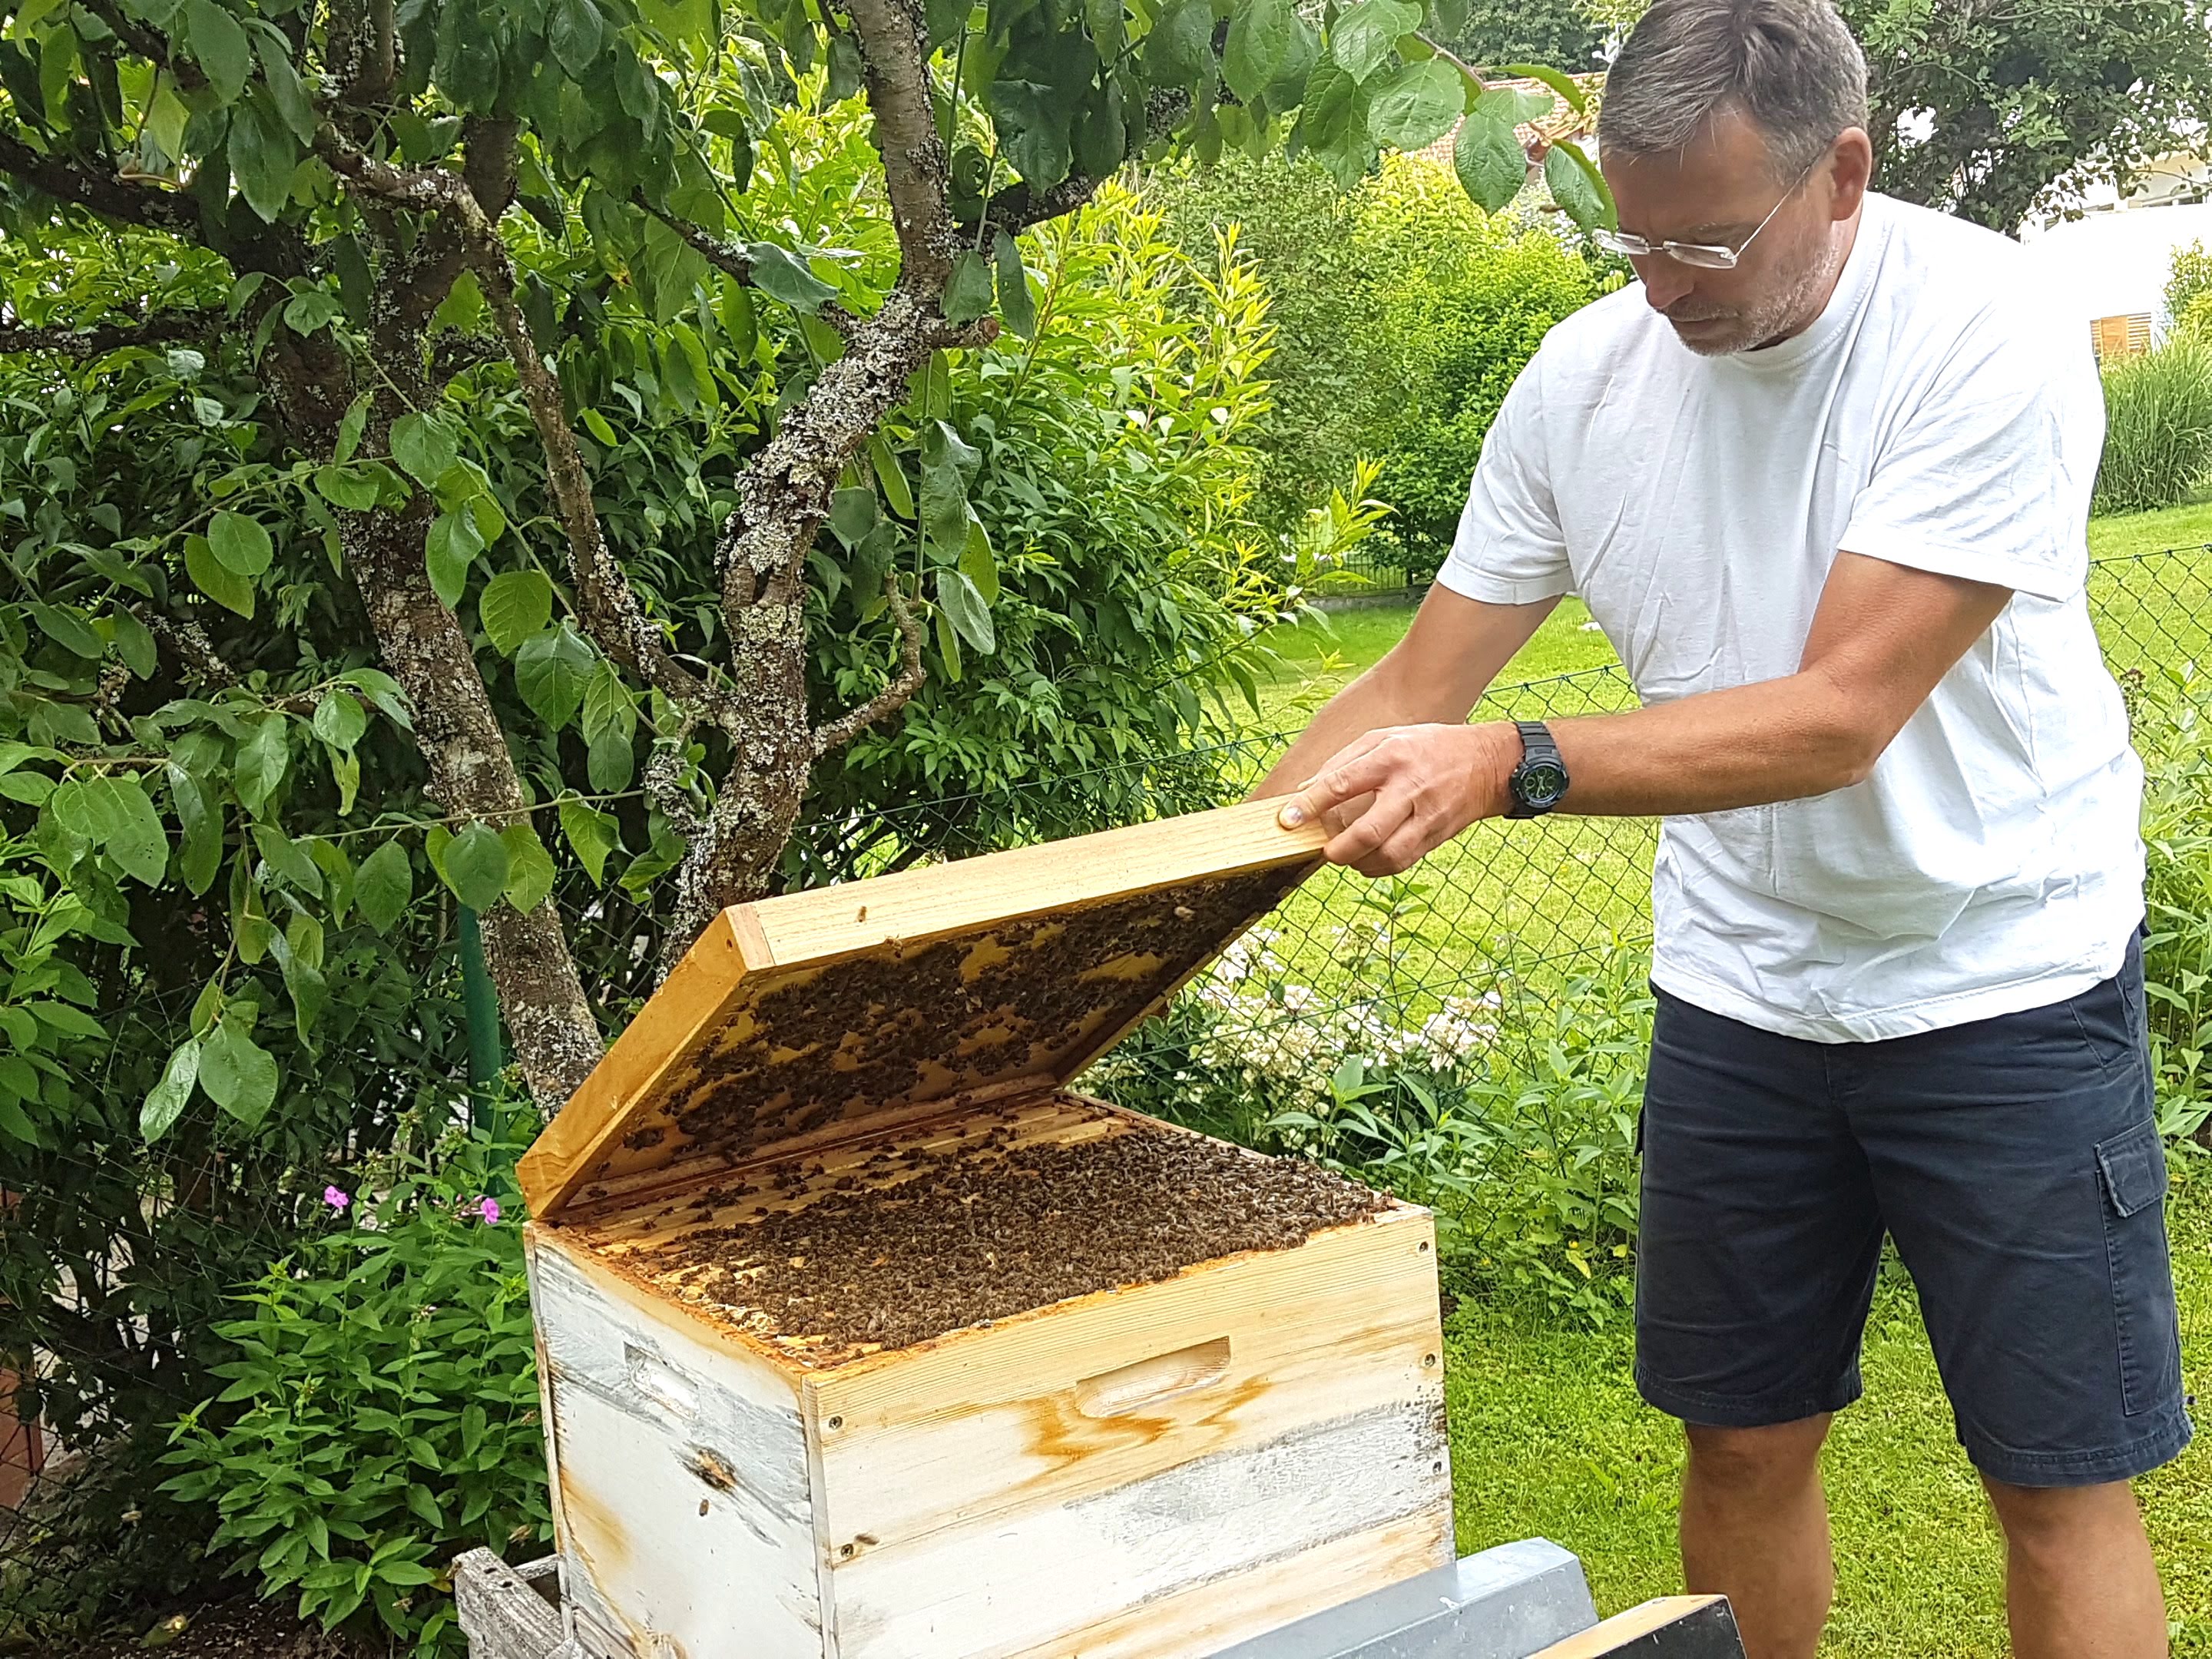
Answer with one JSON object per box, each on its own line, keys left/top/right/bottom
{"left": 1982, "top": 1476, "right": 2144, "bottom": 1568}
{"left": 1684, "top": 1414, "right": 1833, "bottom": 1495}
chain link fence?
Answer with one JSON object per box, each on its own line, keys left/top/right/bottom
{"left": 0, "top": 548, "right": 2204, "bottom": 1625}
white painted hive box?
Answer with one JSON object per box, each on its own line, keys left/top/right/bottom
{"left": 516, "top": 799, "right": 1455, "bottom": 1659}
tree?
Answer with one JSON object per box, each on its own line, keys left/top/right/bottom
{"left": 1445, "top": 0, "right": 1603, "bottom": 74}
{"left": 0, "top": 0, "right": 1616, "bottom": 1126}
{"left": 1846, "top": 0, "right": 2212, "bottom": 230}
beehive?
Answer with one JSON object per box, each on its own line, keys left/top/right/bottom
{"left": 517, "top": 799, "right": 1454, "bottom": 1659}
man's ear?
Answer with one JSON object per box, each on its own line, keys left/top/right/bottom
{"left": 1828, "top": 127, "right": 1874, "bottom": 222}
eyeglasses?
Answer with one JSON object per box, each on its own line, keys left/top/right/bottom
{"left": 1590, "top": 158, "right": 1823, "bottom": 270}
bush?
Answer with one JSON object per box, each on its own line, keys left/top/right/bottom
{"left": 157, "top": 1111, "right": 548, "bottom": 1656}
{"left": 1150, "top": 153, "right": 1599, "bottom": 568}
{"left": 2131, "top": 664, "right": 2212, "bottom": 1152}
{"left": 2094, "top": 337, "right": 2212, "bottom": 516}
{"left": 2167, "top": 238, "right": 2212, "bottom": 329}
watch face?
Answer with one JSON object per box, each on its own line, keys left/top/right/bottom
{"left": 1518, "top": 761, "right": 1568, "bottom": 807}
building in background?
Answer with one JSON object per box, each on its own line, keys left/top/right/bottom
{"left": 2020, "top": 154, "right": 2212, "bottom": 362}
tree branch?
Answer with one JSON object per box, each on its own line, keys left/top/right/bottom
{"left": 813, "top": 574, "right": 925, "bottom": 757}
{"left": 842, "top": 0, "right": 960, "bottom": 290}
{"left": 637, "top": 197, "right": 866, "bottom": 336}
{"left": 0, "top": 131, "right": 199, "bottom": 235}
{"left": 959, "top": 172, "right": 1105, "bottom": 239}
{"left": 319, "top": 131, "right": 743, "bottom": 733}
{"left": 0, "top": 309, "right": 224, "bottom": 356}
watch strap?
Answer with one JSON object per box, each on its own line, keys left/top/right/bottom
{"left": 1505, "top": 720, "right": 1566, "bottom": 820}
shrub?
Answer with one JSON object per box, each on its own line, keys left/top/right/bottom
{"left": 1148, "top": 154, "right": 1599, "bottom": 565}
{"left": 2131, "top": 664, "right": 2212, "bottom": 1152}
{"left": 157, "top": 1111, "right": 548, "bottom": 1656}
{"left": 2094, "top": 337, "right": 2212, "bottom": 516}
{"left": 2165, "top": 238, "right": 2212, "bottom": 329}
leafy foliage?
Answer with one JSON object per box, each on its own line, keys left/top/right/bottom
{"left": 2131, "top": 664, "right": 2212, "bottom": 1152}
{"left": 158, "top": 1114, "right": 543, "bottom": 1654}
{"left": 1442, "top": 0, "right": 1604, "bottom": 75}
{"left": 1846, "top": 0, "right": 2212, "bottom": 230}
{"left": 1151, "top": 152, "right": 1599, "bottom": 555}
{"left": 2095, "top": 336, "right": 2212, "bottom": 517}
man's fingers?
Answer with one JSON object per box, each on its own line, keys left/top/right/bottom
{"left": 1279, "top": 744, "right": 1395, "bottom": 830}
{"left": 1323, "top": 789, "right": 1412, "bottom": 869}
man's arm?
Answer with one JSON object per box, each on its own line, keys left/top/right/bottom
{"left": 1253, "top": 586, "right": 1560, "bottom": 799}
{"left": 1279, "top": 552, "right": 2012, "bottom": 877}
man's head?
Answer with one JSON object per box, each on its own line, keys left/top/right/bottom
{"left": 1596, "top": 0, "right": 1874, "bottom": 356}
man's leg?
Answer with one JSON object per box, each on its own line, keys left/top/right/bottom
{"left": 1983, "top": 1478, "right": 2167, "bottom": 1659}
{"left": 1681, "top": 1416, "right": 1834, "bottom": 1659}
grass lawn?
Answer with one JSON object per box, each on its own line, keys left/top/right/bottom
{"left": 1445, "top": 1175, "right": 2212, "bottom": 1656}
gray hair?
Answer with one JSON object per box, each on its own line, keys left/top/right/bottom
{"left": 1597, "top": 0, "right": 1869, "bottom": 180}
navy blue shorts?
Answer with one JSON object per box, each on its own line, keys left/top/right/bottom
{"left": 1636, "top": 937, "right": 2193, "bottom": 1487}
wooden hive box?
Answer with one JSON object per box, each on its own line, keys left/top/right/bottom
{"left": 516, "top": 799, "right": 1454, "bottom": 1659}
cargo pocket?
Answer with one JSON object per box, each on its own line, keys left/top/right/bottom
{"left": 2097, "top": 1120, "right": 2183, "bottom": 1418}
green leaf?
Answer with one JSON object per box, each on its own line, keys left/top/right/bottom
{"left": 184, "top": 0, "right": 251, "bottom": 102}
{"left": 209, "top": 510, "right": 273, "bottom": 576}
{"left": 478, "top": 570, "right": 553, "bottom": 657}
{"left": 936, "top": 568, "right": 995, "bottom": 654}
{"left": 500, "top": 824, "right": 556, "bottom": 911}
{"left": 335, "top": 395, "right": 369, "bottom": 463}
{"left": 254, "top": 26, "right": 317, "bottom": 141}
{"left": 1366, "top": 58, "right": 1464, "bottom": 150}
{"left": 94, "top": 776, "right": 169, "bottom": 887}
{"left": 987, "top": 80, "right": 1073, "bottom": 190}
{"left": 251, "top": 823, "right": 323, "bottom": 894}
{"left": 109, "top": 606, "right": 157, "bottom": 678}
{"left": 354, "top": 841, "right": 412, "bottom": 934}
{"left": 275, "top": 916, "right": 328, "bottom": 1041}
{"left": 442, "top": 823, "right": 511, "bottom": 911}
{"left": 559, "top": 797, "right": 619, "bottom": 885}
{"left": 549, "top": 0, "right": 607, "bottom": 75}
{"left": 233, "top": 716, "right": 290, "bottom": 815}
{"left": 1144, "top": 0, "right": 1213, "bottom": 88}
{"left": 425, "top": 510, "right": 485, "bottom": 609}
{"left": 587, "top": 728, "right": 634, "bottom": 792}
{"left": 282, "top": 289, "right": 343, "bottom": 334}
{"left": 746, "top": 242, "right": 840, "bottom": 313}
{"left": 185, "top": 534, "right": 255, "bottom": 618}
{"left": 827, "top": 488, "right": 878, "bottom": 550}
{"left": 933, "top": 605, "right": 964, "bottom": 682}
{"left": 514, "top": 626, "right": 593, "bottom": 729}
{"left": 1475, "top": 84, "right": 1552, "bottom": 126}
{"left": 338, "top": 667, "right": 412, "bottom": 730}
{"left": 870, "top": 435, "right": 914, "bottom": 521}
{"left": 992, "top": 231, "right": 1036, "bottom": 339}
{"left": 1497, "top": 61, "right": 1584, "bottom": 114}
{"left": 228, "top": 91, "right": 300, "bottom": 223}
{"left": 314, "top": 462, "right": 382, "bottom": 511}
{"left": 1330, "top": 0, "right": 1421, "bottom": 83}
{"left": 920, "top": 420, "right": 981, "bottom": 553}
{"left": 389, "top": 412, "right": 461, "bottom": 489}
{"left": 141, "top": 1038, "right": 199, "bottom": 1142}
{"left": 200, "top": 1022, "right": 278, "bottom": 1131}
{"left": 959, "top": 512, "right": 998, "bottom": 603}
{"left": 310, "top": 690, "right": 368, "bottom": 752}
{"left": 1454, "top": 108, "right": 1526, "bottom": 213}
{"left": 944, "top": 249, "right": 993, "bottom": 326}
{"left": 1545, "top": 139, "right": 1614, "bottom": 230}
{"left": 25, "top": 602, "right": 104, "bottom": 660}
{"left": 1224, "top": 0, "right": 1302, "bottom": 104}
{"left": 167, "top": 763, "right": 223, "bottom": 896}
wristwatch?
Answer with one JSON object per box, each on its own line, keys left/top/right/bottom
{"left": 1505, "top": 720, "right": 1570, "bottom": 819}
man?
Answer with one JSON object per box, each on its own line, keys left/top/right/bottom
{"left": 1259, "top": 3, "right": 2190, "bottom": 1655}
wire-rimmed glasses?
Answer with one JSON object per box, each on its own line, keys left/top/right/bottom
{"left": 1590, "top": 157, "right": 1824, "bottom": 270}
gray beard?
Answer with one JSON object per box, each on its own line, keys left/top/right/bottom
{"left": 1666, "top": 234, "right": 1846, "bottom": 358}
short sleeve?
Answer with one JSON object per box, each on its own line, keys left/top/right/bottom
{"left": 1839, "top": 306, "right": 2101, "bottom": 603}
{"left": 1435, "top": 353, "right": 1574, "bottom": 606}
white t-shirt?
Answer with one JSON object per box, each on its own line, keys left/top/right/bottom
{"left": 1437, "top": 192, "right": 2144, "bottom": 1044}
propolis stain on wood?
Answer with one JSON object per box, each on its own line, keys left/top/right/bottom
{"left": 518, "top": 799, "right": 1455, "bottom": 1659}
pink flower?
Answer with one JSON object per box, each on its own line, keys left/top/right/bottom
{"left": 476, "top": 1197, "right": 502, "bottom": 1226}
{"left": 323, "top": 1186, "right": 349, "bottom": 1212}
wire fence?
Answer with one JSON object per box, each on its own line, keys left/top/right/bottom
{"left": 0, "top": 547, "right": 2204, "bottom": 1625}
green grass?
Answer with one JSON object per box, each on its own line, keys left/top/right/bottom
{"left": 2088, "top": 501, "right": 2212, "bottom": 560}
{"left": 1445, "top": 1176, "right": 2212, "bottom": 1656}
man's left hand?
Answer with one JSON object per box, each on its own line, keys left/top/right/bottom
{"left": 1276, "top": 724, "right": 1518, "bottom": 876}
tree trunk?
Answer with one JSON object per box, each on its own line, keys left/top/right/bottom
{"left": 342, "top": 499, "right": 604, "bottom": 1110}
